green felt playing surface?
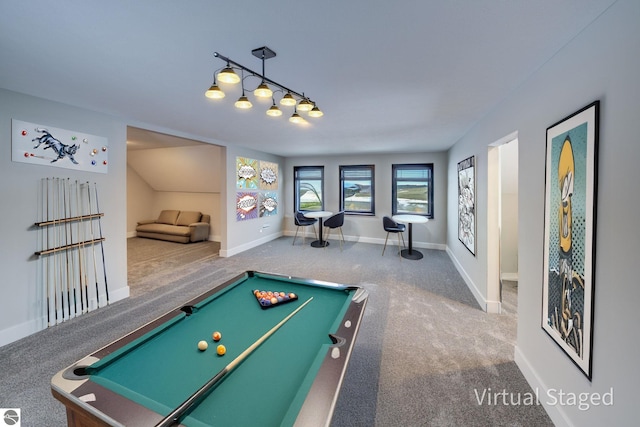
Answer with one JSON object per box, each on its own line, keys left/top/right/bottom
{"left": 87, "top": 273, "right": 354, "bottom": 427}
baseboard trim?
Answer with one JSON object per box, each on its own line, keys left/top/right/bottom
{"left": 282, "top": 230, "right": 446, "bottom": 250}
{"left": 221, "top": 232, "right": 283, "bottom": 257}
{"left": 446, "top": 246, "right": 495, "bottom": 312}
{"left": 501, "top": 272, "right": 519, "bottom": 281}
{"left": 0, "top": 286, "right": 130, "bottom": 348}
{"left": 514, "top": 345, "right": 572, "bottom": 427}
{"left": 0, "top": 318, "right": 44, "bottom": 348}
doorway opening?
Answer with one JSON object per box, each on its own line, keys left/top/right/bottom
{"left": 487, "top": 132, "right": 519, "bottom": 314}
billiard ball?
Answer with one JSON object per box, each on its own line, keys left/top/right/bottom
{"left": 212, "top": 331, "right": 222, "bottom": 341}
{"left": 198, "top": 340, "right": 208, "bottom": 351}
{"left": 217, "top": 344, "right": 226, "bottom": 356}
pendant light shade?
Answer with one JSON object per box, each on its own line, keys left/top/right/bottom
{"left": 254, "top": 82, "right": 273, "bottom": 98}
{"left": 280, "top": 92, "right": 297, "bottom": 106}
{"left": 235, "top": 95, "right": 252, "bottom": 109}
{"left": 218, "top": 66, "right": 240, "bottom": 84}
{"left": 297, "top": 98, "right": 313, "bottom": 112}
{"left": 289, "top": 111, "right": 305, "bottom": 124}
{"left": 205, "top": 84, "right": 225, "bottom": 99}
{"left": 266, "top": 103, "right": 282, "bottom": 117}
{"left": 308, "top": 105, "right": 323, "bottom": 117}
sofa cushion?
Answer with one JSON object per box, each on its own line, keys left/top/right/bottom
{"left": 157, "top": 210, "right": 180, "bottom": 225}
{"left": 136, "top": 223, "right": 191, "bottom": 237}
{"left": 176, "top": 211, "right": 202, "bottom": 226}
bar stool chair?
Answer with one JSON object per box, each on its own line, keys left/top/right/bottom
{"left": 382, "top": 216, "right": 406, "bottom": 257}
{"left": 323, "top": 211, "right": 345, "bottom": 250}
{"left": 293, "top": 211, "right": 317, "bottom": 245}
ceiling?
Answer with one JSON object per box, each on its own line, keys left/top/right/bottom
{"left": 1, "top": 1, "right": 616, "bottom": 157}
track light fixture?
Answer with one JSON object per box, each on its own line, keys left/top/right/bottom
{"left": 205, "top": 46, "right": 322, "bottom": 124}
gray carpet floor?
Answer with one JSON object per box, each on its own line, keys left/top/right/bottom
{"left": 0, "top": 237, "right": 552, "bottom": 426}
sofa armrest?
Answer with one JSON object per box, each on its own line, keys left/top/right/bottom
{"left": 189, "top": 222, "right": 210, "bottom": 242}
{"left": 137, "top": 219, "right": 157, "bottom": 226}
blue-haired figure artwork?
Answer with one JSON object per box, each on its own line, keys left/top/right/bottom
{"left": 542, "top": 101, "right": 598, "bottom": 379}
{"left": 547, "top": 125, "right": 587, "bottom": 359}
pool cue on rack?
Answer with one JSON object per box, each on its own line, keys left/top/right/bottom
{"left": 87, "top": 182, "right": 100, "bottom": 307}
{"left": 76, "top": 180, "right": 88, "bottom": 313}
{"left": 62, "top": 179, "right": 71, "bottom": 319}
{"left": 59, "top": 178, "right": 69, "bottom": 320}
{"left": 56, "top": 178, "right": 66, "bottom": 321}
{"left": 52, "top": 178, "right": 61, "bottom": 323}
{"left": 94, "top": 182, "right": 109, "bottom": 303}
{"left": 45, "top": 178, "right": 52, "bottom": 326}
{"left": 155, "top": 297, "right": 314, "bottom": 427}
{"left": 66, "top": 178, "right": 78, "bottom": 317}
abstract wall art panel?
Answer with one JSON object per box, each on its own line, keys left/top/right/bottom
{"left": 236, "top": 157, "right": 259, "bottom": 189}
{"left": 12, "top": 119, "right": 109, "bottom": 173}
{"left": 457, "top": 155, "right": 475, "bottom": 255}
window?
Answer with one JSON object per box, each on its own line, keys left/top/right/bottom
{"left": 392, "top": 163, "right": 433, "bottom": 217}
{"left": 294, "top": 166, "right": 324, "bottom": 212}
{"left": 340, "top": 165, "right": 375, "bottom": 215}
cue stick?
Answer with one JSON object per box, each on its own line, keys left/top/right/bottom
{"left": 66, "top": 179, "right": 78, "bottom": 316}
{"left": 76, "top": 180, "right": 87, "bottom": 313}
{"left": 45, "top": 178, "right": 52, "bottom": 326}
{"left": 155, "top": 296, "right": 314, "bottom": 427}
{"left": 63, "top": 178, "right": 71, "bottom": 319}
{"left": 94, "top": 182, "right": 109, "bottom": 303}
{"left": 86, "top": 182, "right": 100, "bottom": 307}
{"left": 52, "top": 178, "right": 60, "bottom": 323}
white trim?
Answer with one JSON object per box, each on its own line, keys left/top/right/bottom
{"left": 0, "top": 317, "right": 43, "bottom": 347}
{"left": 446, "top": 246, "right": 494, "bottom": 312}
{"left": 0, "top": 286, "right": 129, "bottom": 348}
{"left": 514, "top": 346, "right": 573, "bottom": 427}
{"left": 282, "top": 230, "right": 447, "bottom": 250}
{"left": 501, "top": 272, "right": 519, "bottom": 281}
{"left": 220, "top": 232, "right": 283, "bottom": 257}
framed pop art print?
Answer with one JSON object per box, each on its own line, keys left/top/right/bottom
{"left": 541, "top": 101, "right": 599, "bottom": 380}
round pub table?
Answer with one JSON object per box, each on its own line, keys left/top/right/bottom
{"left": 304, "top": 211, "right": 333, "bottom": 248}
{"left": 392, "top": 214, "right": 429, "bottom": 260}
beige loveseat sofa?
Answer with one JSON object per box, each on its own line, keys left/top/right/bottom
{"left": 136, "top": 210, "right": 210, "bottom": 243}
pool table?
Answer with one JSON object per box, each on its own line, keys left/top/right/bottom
{"left": 51, "top": 271, "right": 368, "bottom": 427}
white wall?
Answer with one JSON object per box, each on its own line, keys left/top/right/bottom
{"left": 0, "top": 88, "right": 129, "bottom": 346}
{"left": 126, "top": 164, "right": 155, "bottom": 234}
{"left": 500, "top": 140, "right": 518, "bottom": 279}
{"left": 283, "top": 151, "right": 448, "bottom": 248}
{"left": 221, "top": 145, "right": 286, "bottom": 257}
{"left": 447, "top": 0, "right": 639, "bottom": 424}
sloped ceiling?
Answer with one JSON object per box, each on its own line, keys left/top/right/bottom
{"left": 127, "top": 131, "right": 222, "bottom": 193}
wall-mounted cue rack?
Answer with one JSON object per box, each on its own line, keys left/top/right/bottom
{"left": 36, "top": 178, "right": 109, "bottom": 327}
{"left": 35, "top": 214, "right": 105, "bottom": 256}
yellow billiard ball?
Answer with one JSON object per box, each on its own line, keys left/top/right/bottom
{"left": 216, "top": 344, "right": 226, "bottom": 356}
{"left": 197, "top": 340, "right": 208, "bottom": 351}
